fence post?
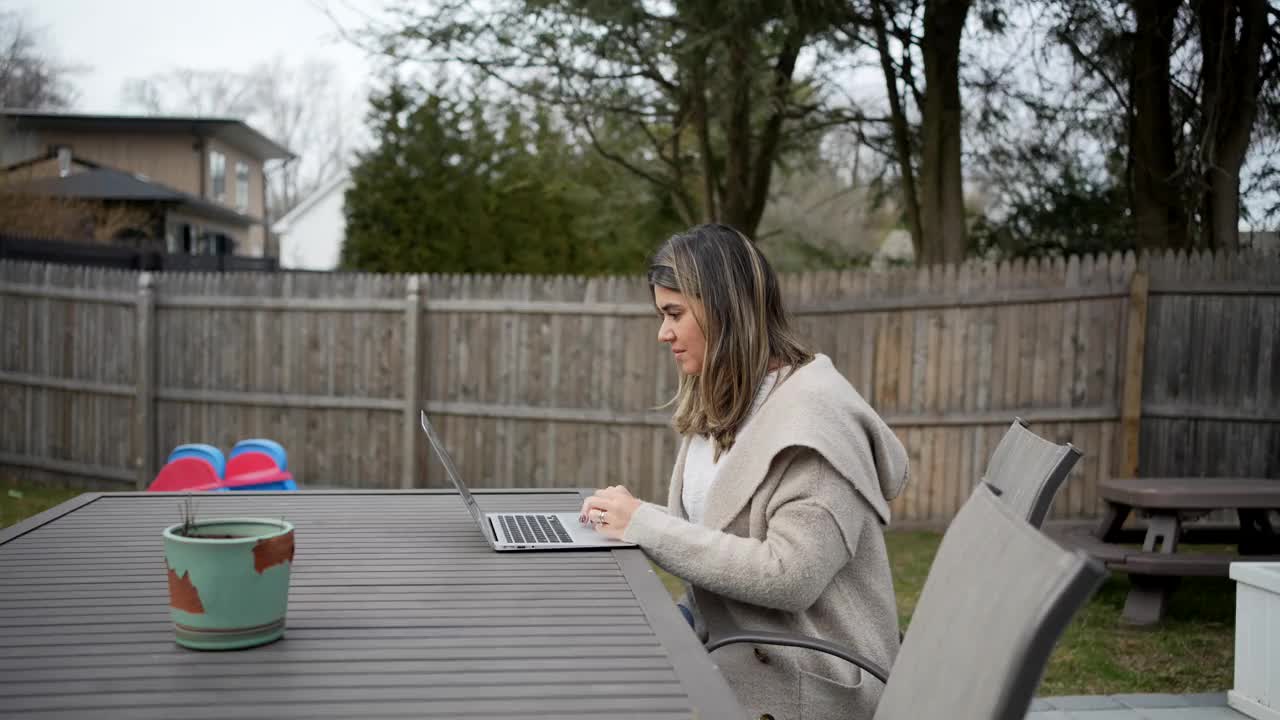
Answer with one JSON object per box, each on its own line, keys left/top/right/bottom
{"left": 1120, "top": 270, "right": 1149, "bottom": 479}
{"left": 401, "top": 275, "right": 422, "bottom": 489}
{"left": 134, "top": 272, "right": 156, "bottom": 489}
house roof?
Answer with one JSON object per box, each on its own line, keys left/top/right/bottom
{"left": 9, "top": 166, "right": 255, "bottom": 227}
{"left": 272, "top": 171, "right": 351, "bottom": 234}
{"left": 1, "top": 109, "right": 295, "bottom": 161}
{"left": 2, "top": 151, "right": 105, "bottom": 173}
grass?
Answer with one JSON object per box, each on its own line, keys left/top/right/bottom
{"left": 0, "top": 481, "right": 82, "bottom": 529}
{"left": 654, "top": 529, "right": 1234, "bottom": 696}
{"left": 1, "top": 482, "right": 1235, "bottom": 695}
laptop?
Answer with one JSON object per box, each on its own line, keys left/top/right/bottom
{"left": 419, "top": 410, "right": 636, "bottom": 551}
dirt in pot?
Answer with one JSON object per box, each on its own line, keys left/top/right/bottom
{"left": 176, "top": 532, "right": 249, "bottom": 539}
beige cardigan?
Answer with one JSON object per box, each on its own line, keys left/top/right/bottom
{"left": 623, "top": 354, "right": 909, "bottom": 720}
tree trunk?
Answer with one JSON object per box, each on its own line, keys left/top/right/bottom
{"left": 1198, "top": 0, "right": 1267, "bottom": 251}
{"left": 720, "top": 31, "right": 753, "bottom": 232}
{"left": 918, "top": 0, "right": 971, "bottom": 265}
{"left": 1205, "top": 170, "right": 1241, "bottom": 249}
{"left": 691, "top": 54, "right": 718, "bottom": 223}
{"left": 743, "top": 27, "right": 802, "bottom": 236}
{"left": 872, "top": 0, "right": 924, "bottom": 260}
{"left": 711, "top": 15, "right": 804, "bottom": 239}
{"left": 1129, "top": 0, "right": 1188, "bottom": 250}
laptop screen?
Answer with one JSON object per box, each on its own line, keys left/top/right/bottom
{"left": 419, "top": 410, "right": 487, "bottom": 532}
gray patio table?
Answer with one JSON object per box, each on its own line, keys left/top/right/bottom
{"left": 0, "top": 489, "right": 745, "bottom": 719}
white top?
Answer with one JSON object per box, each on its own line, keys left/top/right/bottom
{"left": 682, "top": 369, "right": 781, "bottom": 525}
{"left": 1230, "top": 561, "right": 1280, "bottom": 594}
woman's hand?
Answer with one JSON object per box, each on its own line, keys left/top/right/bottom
{"left": 578, "top": 485, "right": 642, "bottom": 540}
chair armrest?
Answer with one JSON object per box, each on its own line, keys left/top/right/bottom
{"left": 705, "top": 631, "right": 890, "bottom": 684}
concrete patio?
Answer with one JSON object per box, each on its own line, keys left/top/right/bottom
{"left": 1027, "top": 693, "right": 1247, "bottom": 719}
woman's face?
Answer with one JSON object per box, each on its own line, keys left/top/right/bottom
{"left": 654, "top": 285, "right": 707, "bottom": 376}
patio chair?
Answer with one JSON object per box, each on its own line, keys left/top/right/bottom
{"left": 980, "top": 417, "right": 1081, "bottom": 528}
{"left": 707, "top": 484, "right": 1106, "bottom": 720}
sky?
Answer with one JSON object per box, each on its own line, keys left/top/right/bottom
{"left": 17, "top": 0, "right": 377, "bottom": 115}
{"left": 13, "top": 0, "right": 1276, "bottom": 231}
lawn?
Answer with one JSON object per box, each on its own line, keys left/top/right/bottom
{"left": 0, "top": 482, "right": 82, "bottom": 529}
{"left": 1, "top": 483, "right": 1234, "bottom": 695}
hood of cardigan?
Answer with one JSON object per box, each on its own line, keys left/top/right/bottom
{"left": 698, "top": 353, "right": 909, "bottom": 527}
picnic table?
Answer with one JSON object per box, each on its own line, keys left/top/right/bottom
{"left": 1057, "top": 476, "right": 1280, "bottom": 625}
{"left": 0, "top": 489, "right": 745, "bottom": 719}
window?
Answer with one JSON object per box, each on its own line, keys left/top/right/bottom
{"left": 209, "top": 151, "right": 226, "bottom": 202}
{"left": 179, "top": 223, "right": 195, "bottom": 254}
{"left": 235, "top": 162, "right": 249, "bottom": 212}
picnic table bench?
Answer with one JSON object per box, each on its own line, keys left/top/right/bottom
{"left": 1053, "top": 476, "right": 1280, "bottom": 625}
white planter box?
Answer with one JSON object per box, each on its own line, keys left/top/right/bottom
{"left": 1230, "top": 562, "right": 1280, "bottom": 720}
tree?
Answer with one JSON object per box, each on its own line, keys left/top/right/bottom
{"left": 968, "top": 155, "right": 1133, "bottom": 258}
{"left": 340, "top": 82, "right": 681, "bottom": 274}
{"left": 755, "top": 127, "right": 899, "bottom": 270}
{"left": 356, "top": 0, "right": 864, "bottom": 239}
{"left": 251, "top": 58, "right": 354, "bottom": 216}
{"left": 867, "top": 0, "right": 924, "bottom": 258}
{"left": 122, "top": 68, "right": 259, "bottom": 118}
{"left": 122, "top": 57, "right": 358, "bottom": 220}
{"left": 1196, "top": 0, "right": 1271, "bottom": 250}
{"left": 0, "top": 183, "right": 156, "bottom": 242}
{"left": 1241, "top": 6, "right": 1280, "bottom": 234}
{"left": 1130, "top": 0, "right": 1188, "bottom": 249}
{"left": 964, "top": 0, "right": 1280, "bottom": 256}
{"left": 918, "top": 0, "right": 974, "bottom": 265}
{"left": 853, "top": 0, "right": 973, "bottom": 265}
{"left": 0, "top": 10, "right": 76, "bottom": 109}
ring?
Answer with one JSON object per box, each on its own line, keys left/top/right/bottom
{"left": 596, "top": 510, "right": 608, "bottom": 524}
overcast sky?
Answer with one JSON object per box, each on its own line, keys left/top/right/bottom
{"left": 17, "top": 0, "right": 377, "bottom": 114}
{"left": 13, "top": 0, "right": 1276, "bottom": 230}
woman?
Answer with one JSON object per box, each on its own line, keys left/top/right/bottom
{"left": 580, "top": 223, "right": 909, "bottom": 720}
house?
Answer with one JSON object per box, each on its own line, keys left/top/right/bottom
{"left": 272, "top": 171, "right": 350, "bottom": 270}
{"left": 0, "top": 110, "right": 294, "bottom": 257}
{"left": 2, "top": 151, "right": 260, "bottom": 254}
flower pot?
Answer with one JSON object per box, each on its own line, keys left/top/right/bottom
{"left": 163, "top": 518, "right": 295, "bottom": 651}
{"left": 1230, "top": 562, "right": 1280, "bottom": 720}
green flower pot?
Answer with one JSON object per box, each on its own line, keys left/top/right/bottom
{"left": 162, "top": 518, "right": 295, "bottom": 651}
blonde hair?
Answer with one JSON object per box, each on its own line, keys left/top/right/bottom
{"left": 648, "top": 224, "right": 813, "bottom": 459}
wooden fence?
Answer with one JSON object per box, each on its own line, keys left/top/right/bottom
{"left": 1, "top": 250, "right": 1276, "bottom": 523}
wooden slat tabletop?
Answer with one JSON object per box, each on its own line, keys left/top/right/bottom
{"left": 1099, "top": 477, "right": 1280, "bottom": 509}
{"left": 0, "top": 490, "right": 744, "bottom": 719}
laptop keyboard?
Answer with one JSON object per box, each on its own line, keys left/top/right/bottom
{"left": 498, "top": 514, "right": 573, "bottom": 544}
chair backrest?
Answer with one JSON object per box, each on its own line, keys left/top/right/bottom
{"left": 226, "top": 451, "right": 283, "bottom": 477}
{"left": 230, "top": 438, "right": 287, "bottom": 471}
{"left": 982, "top": 418, "right": 1081, "bottom": 527}
{"left": 872, "top": 485, "right": 1105, "bottom": 720}
{"left": 148, "top": 458, "right": 223, "bottom": 492}
{"left": 166, "top": 443, "right": 226, "bottom": 479}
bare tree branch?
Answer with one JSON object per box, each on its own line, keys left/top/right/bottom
{"left": 0, "top": 10, "right": 78, "bottom": 109}
{"left": 121, "top": 58, "right": 358, "bottom": 219}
